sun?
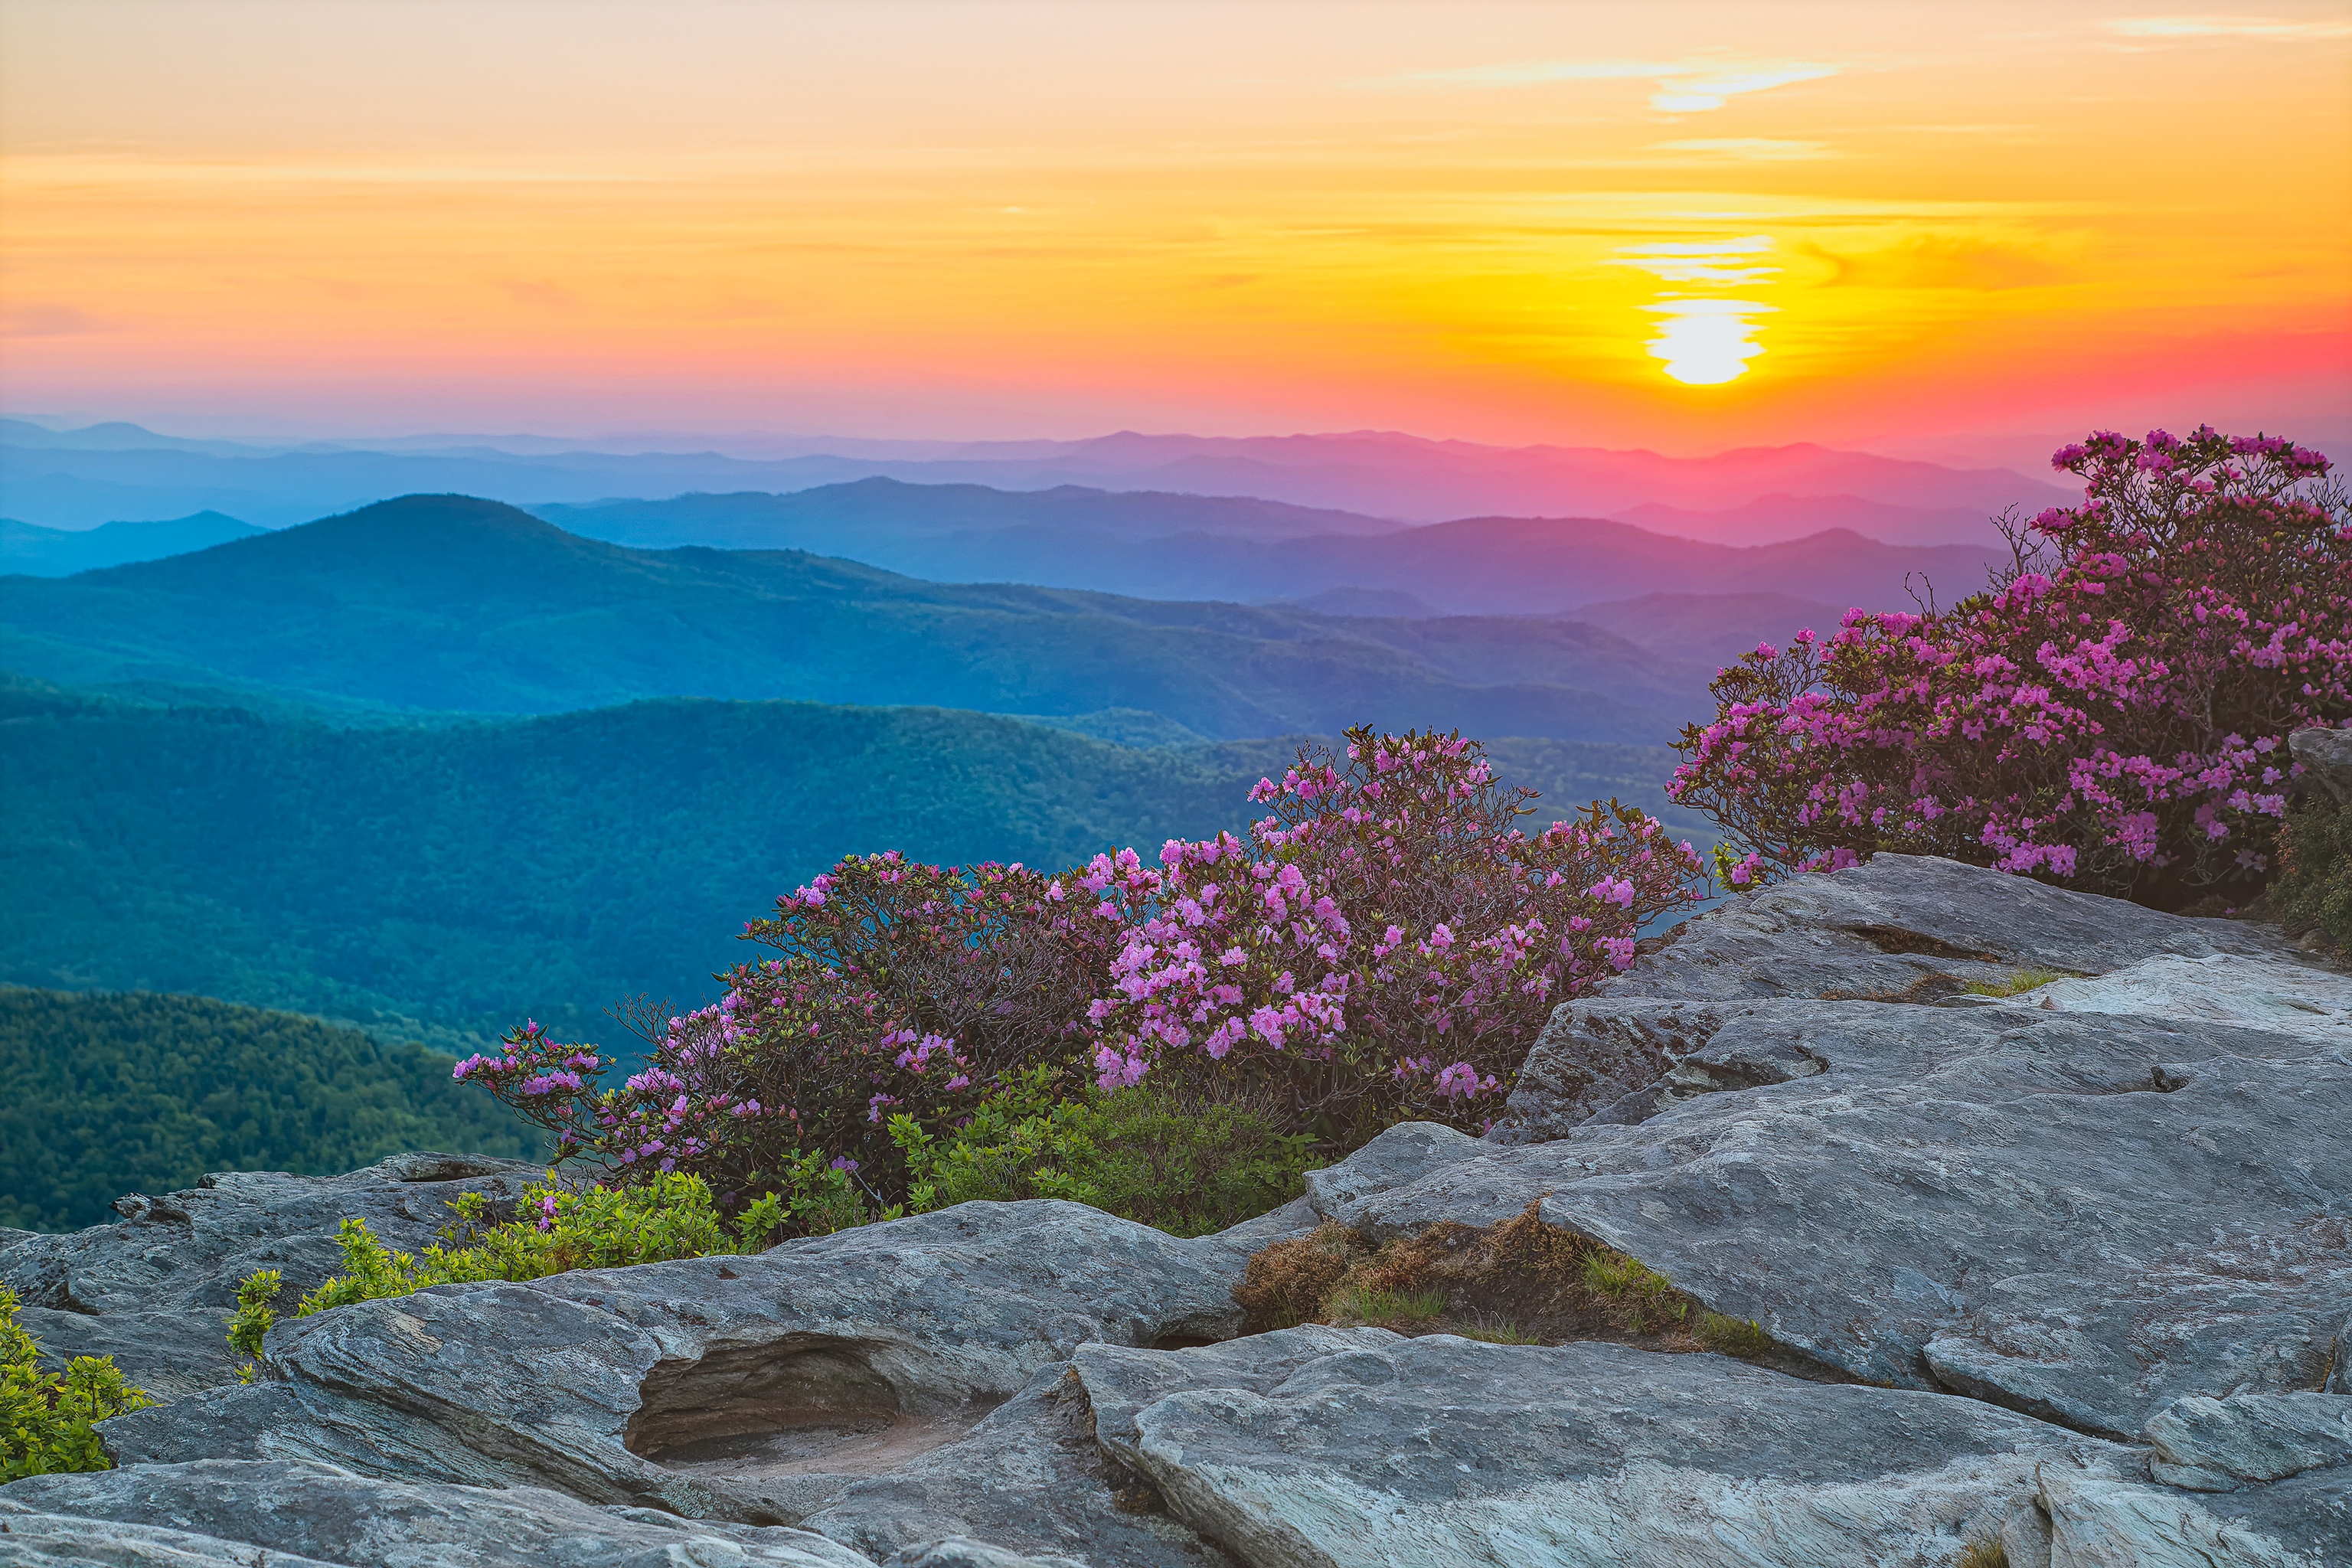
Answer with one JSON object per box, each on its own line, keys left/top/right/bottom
{"left": 1645, "top": 299, "right": 1773, "bottom": 386}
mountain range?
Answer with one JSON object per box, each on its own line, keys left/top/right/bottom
{"left": 0, "top": 418, "right": 2070, "bottom": 541}
{"left": 3, "top": 494, "right": 1893, "bottom": 743}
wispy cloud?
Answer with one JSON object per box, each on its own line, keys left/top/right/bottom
{"left": 1610, "top": 236, "right": 1780, "bottom": 286}
{"left": 1649, "top": 139, "right": 1837, "bottom": 162}
{"left": 2103, "top": 14, "right": 2352, "bottom": 40}
{"left": 1390, "top": 57, "right": 1840, "bottom": 113}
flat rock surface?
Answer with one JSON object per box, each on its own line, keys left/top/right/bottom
{"left": 101, "top": 1201, "right": 1263, "bottom": 1523}
{"left": 0, "top": 1153, "right": 543, "bottom": 1399}
{"left": 1072, "top": 1331, "right": 2190, "bottom": 1568}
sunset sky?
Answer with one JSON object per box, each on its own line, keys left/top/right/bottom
{"left": 2, "top": 0, "right": 2347, "bottom": 462}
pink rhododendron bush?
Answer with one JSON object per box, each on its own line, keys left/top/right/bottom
{"left": 1087, "top": 727, "right": 1704, "bottom": 1140}
{"left": 460, "top": 727, "right": 1706, "bottom": 1225}
{"left": 1671, "top": 427, "right": 2350, "bottom": 905}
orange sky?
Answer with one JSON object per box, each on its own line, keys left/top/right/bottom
{"left": 2, "top": 0, "right": 2347, "bottom": 459}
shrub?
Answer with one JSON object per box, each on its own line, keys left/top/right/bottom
{"left": 1671, "top": 428, "right": 2349, "bottom": 904}
{"left": 462, "top": 727, "right": 1705, "bottom": 1209}
{"left": 3, "top": 1285, "right": 154, "bottom": 1480}
{"left": 226, "top": 1171, "right": 794, "bottom": 1354}
{"left": 889, "top": 1069, "right": 1320, "bottom": 1237}
{"left": 2274, "top": 793, "right": 2352, "bottom": 950}
{"left": 1086, "top": 727, "right": 1707, "bottom": 1142}
{"left": 457, "top": 857, "right": 1121, "bottom": 1217}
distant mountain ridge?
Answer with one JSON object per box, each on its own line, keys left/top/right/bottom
{"left": 1, "top": 416, "right": 2073, "bottom": 535}
{"left": 546, "top": 485, "right": 2006, "bottom": 615}
{"left": 0, "top": 495, "right": 1707, "bottom": 743}
{"left": 1, "top": 511, "right": 263, "bottom": 576}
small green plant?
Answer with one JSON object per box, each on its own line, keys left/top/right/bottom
{"left": 890, "top": 1070, "right": 1320, "bottom": 1237}
{"left": 1579, "top": 1250, "right": 1682, "bottom": 1333}
{"left": 1962, "top": 968, "right": 2064, "bottom": 998}
{"left": 1330, "top": 1284, "right": 1449, "bottom": 1326}
{"left": 1453, "top": 1313, "right": 1543, "bottom": 1346}
{"left": 3, "top": 1285, "right": 155, "bottom": 1480}
{"left": 227, "top": 1270, "right": 284, "bottom": 1382}
{"left": 1696, "top": 1311, "right": 1774, "bottom": 1358}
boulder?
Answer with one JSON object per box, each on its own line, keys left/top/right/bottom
{"left": 0, "top": 1153, "right": 544, "bottom": 1399}
{"left": 1298, "top": 1121, "right": 1482, "bottom": 1229}
{"left": 2290, "top": 726, "right": 2352, "bottom": 805}
{"left": 100, "top": 1201, "right": 1264, "bottom": 1524}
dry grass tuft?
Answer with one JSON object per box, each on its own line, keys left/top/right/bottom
{"left": 1955, "top": 1534, "right": 2009, "bottom": 1568}
{"left": 1234, "top": 1201, "right": 1779, "bottom": 1356}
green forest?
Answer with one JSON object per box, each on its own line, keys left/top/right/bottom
{"left": 0, "top": 987, "right": 534, "bottom": 1232}
{"left": 0, "top": 672, "right": 1700, "bottom": 1054}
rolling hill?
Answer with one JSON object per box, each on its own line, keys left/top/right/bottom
{"left": 542, "top": 483, "right": 2007, "bottom": 615}
{"left": 0, "top": 495, "right": 1717, "bottom": 741}
{"left": 0, "top": 987, "right": 534, "bottom": 1231}
{"left": 1, "top": 511, "right": 264, "bottom": 576}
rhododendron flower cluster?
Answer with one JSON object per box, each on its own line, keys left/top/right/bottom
{"left": 1086, "top": 727, "right": 1707, "bottom": 1138}
{"left": 1671, "top": 427, "right": 2350, "bottom": 902}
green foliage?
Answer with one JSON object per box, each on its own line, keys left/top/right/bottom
{"left": 2275, "top": 795, "right": 2351, "bottom": 949}
{"left": 890, "top": 1070, "right": 1321, "bottom": 1238}
{"left": 269, "top": 1172, "right": 768, "bottom": 1323}
{"left": 3, "top": 1285, "right": 155, "bottom": 1480}
{"left": 0, "top": 987, "right": 533, "bottom": 1233}
{"left": 1577, "top": 1250, "right": 1685, "bottom": 1334}
{"left": 1696, "top": 1311, "right": 1775, "bottom": 1358}
{"left": 1962, "top": 967, "right": 2065, "bottom": 998}
{"left": 0, "top": 675, "right": 1699, "bottom": 1057}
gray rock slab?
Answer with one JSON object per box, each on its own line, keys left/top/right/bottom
{"left": 1343, "top": 998, "right": 2352, "bottom": 1439}
{"left": 1074, "top": 1331, "right": 2153, "bottom": 1568}
{"left": 2145, "top": 1392, "right": 2352, "bottom": 1487}
{"left": 1612, "top": 852, "right": 2278, "bottom": 1001}
{"left": 2030, "top": 1462, "right": 2347, "bottom": 1567}
{"left": 102, "top": 1201, "right": 1259, "bottom": 1523}
{"left": 795, "top": 1363, "right": 1229, "bottom": 1568}
{"left": 0, "top": 1459, "right": 877, "bottom": 1567}
{"left": 1504, "top": 856, "right": 2299, "bottom": 1135}
{"left": 2290, "top": 726, "right": 2352, "bottom": 805}
{"left": 1299, "top": 1122, "right": 1482, "bottom": 1229}
{"left": 1, "top": 1154, "right": 544, "bottom": 1400}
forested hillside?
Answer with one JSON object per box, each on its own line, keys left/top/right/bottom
{"left": 0, "top": 987, "right": 534, "bottom": 1231}
{"left": 1, "top": 675, "right": 1700, "bottom": 1053}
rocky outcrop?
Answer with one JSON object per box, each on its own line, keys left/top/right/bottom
{"left": 99, "top": 1200, "right": 1271, "bottom": 1534}
{"left": 0, "top": 1459, "right": 1091, "bottom": 1566}
{"left": 0, "top": 1152, "right": 543, "bottom": 1397}
{"left": 1502, "top": 851, "right": 2285, "bottom": 1134}
{"left": 5, "top": 854, "right": 2347, "bottom": 1565}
